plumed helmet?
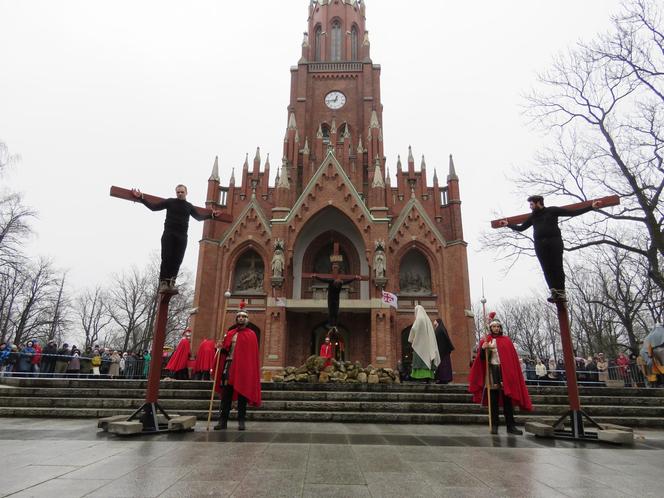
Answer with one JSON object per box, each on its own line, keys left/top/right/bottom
{"left": 236, "top": 300, "right": 249, "bottom": 318}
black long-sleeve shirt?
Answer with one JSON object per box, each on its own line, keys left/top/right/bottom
{"left": 141, "top": 197, "right": 211, "bottom": 233}
{"left": 507, "top": 205, "right": 594, "bottom": 240}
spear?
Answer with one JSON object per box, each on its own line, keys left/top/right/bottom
{"left": 206, "top": 290, "right": 231, "bottom": 431}
{"left": 480, "top": 280, "right": 492, "bottom": 434}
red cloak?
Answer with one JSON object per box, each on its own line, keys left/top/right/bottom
{"left": 194, "top": 338, "right": 217, "bottom": 373}
{"left": 319, "top": 343, "right": 333, "bottom": 367}
{"left": 468, "top": 334, "right": 532, "bottom": 411}
{"left": 214, "top": 327, "right": 261, "bottom": 407}
{"left": 166, "top": 337, "right": 190, "bottom": 372}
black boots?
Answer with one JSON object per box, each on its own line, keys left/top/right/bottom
{"left": 213, "top": 418, "right": 227, "bottom": 431}
{"left": 238, "top": 420, "right": 246, "bottom": 431}
{"left": 507, "top": 426, "right": 523, "bottom": 435}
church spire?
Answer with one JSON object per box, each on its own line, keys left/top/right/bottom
{"left": 447, "top": 154, "right": 458, "bottom": 181}
{"left": 208, "top": 156, "right": 220, "bottom": 182}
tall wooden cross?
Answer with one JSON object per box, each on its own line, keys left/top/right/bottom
{"left": 110, "top": 186, "right": 233, "bottom": 223}
{"left": 490, "top": 195, "right": 620, "bottom": 228}
{"left": 107, "top": 185, "right": 232, "bottom": 434}
{"left": 490, "top": 194, "right": 620, "bottom": 441}
{"left": 302, "top": 242, "right": 369, "bottom": 281}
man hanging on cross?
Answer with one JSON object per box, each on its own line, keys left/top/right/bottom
{"left": 496, "top": 195, "right": 604, "bottom": 302}
{"left": 131, "top": 184, "right": 221, "bottom": 292}
{"left": 303, "top": 242, "right": 367, "bottom": 328}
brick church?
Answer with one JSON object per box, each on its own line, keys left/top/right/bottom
{"left": 191, "top": 0, "right": 475, "bottom": 380}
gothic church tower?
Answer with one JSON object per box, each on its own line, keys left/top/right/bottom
{"left": 191, "top": 0, "right": 475, "bottom": 380}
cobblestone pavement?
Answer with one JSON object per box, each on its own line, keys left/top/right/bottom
{"left": 0, "top": 418, "right": 662, "bottom": 497}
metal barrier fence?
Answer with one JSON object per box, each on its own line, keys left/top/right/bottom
{"left": 0, "top": 352, "right": 153, "bottom": 379}
{"left": 524, "top": 364, "right": 658, "bottom": 387}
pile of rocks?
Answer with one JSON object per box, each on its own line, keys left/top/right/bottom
{"left": 272, "top": 355, "right": 401, "bottom": 384}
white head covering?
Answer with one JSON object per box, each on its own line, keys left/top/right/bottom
{"left": 408, "top": 305, "right": 441, "bottom": 369}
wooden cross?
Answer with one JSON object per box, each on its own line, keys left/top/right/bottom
{"left": 302, "top": 242, "right": 369, "bottom": 281}
{"left": 490, "top": 195, "right": 620, "bottom": 228}
{"left": 110, "top": 186, "right": 233, "bottom": 223}
{"left": 488, "top": 193, "right": 621, "bottom": 440}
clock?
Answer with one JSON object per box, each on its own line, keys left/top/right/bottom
{"left": 325, "top": 91, "right": 346, "bottom": 110}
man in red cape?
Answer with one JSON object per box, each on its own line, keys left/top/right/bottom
{"left": 193, "top": 338, "right": 216, "bottom": 380}
{"left": 319, "top": 336, "right": 334, "bottom": 368}
{"left": 213, "top": 304, "right": 261, "bottom": 431}
{"left": 166, "top": 329, "right": 191, "bottom": 380}
{"left": 469, "top": 312, "right": 532, "bottom": 435}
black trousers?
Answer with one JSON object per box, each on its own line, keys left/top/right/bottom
{"left": 160, "top": 230, "right": 188, "bottom": 281}
{"left": 219, "top": 384, "right": 248, "bottom": 422}
{"left": 489, "top": 389, "right": 516, "bottom": 428}
{"left": 534, "top": 236, "right": 565, "bottom": 290}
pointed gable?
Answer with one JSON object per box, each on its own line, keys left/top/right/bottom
{"left": 219, "top": 198, "right": 272, "bottom": 251}
{"left": 388, "top": 197, "right": 447, "bottom": 251}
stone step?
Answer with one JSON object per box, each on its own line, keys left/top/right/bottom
{"left": 2, "top": 377, "right": 663, "bottom": 397}
{"left": 0, "top": 406, "right": 661, "bottom": 428}
{"left": 1, "top": 396, "right": 663, "bottom": 418}
{"left": 0, "top": 386, "right": 661, "bottom": 407}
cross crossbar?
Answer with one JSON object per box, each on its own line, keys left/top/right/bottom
{"left": 490, "top": 195, "right": 620, "bottom": 228}
{"left": 110, "top": 186, "right": 233, "bottom": 223}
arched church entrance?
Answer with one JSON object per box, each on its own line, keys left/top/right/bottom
{"left": 312, "top": 322, "right": 349, "bottom": 362}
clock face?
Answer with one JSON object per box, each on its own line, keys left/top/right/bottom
{"left": 325, "top": 91, "right": 346, "bottom": 110}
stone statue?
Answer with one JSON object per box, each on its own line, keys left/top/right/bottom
{"left": 374, "top": 239, "right": 386, "bottom": 280}
{"left": 271, "top": 239, "right": 285, "bottom": 278}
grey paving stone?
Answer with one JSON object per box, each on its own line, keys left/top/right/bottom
{"left": 302, "top": 484, "right": 372, "bottom": 498}
{"left": 159, "top": 480, "right": 240, "bottom": 497}
{"left": 231, "top": 468, "right": 305, "bottom": 497}
{"left": 9, "top": 478, "right": 112, "bottom": 498}
{"left": 0, "top": 466, "right": 80, "bottom": 496}
{"left": 305, "top": 460, "right": 366, "bottom": 485}
{"left": 363, "top": 472, "right": 438, "bottom": 497}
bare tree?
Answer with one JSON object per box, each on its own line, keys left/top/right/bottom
{"left": 483, "top": 0, "right": 664, "bottom": 293}
{"left": 108, "top": 267, "right": 153, "bottom": 353}
{"left": 12, "top": 259, "right": 59, "bottom": 345}
{"left": 76, "top": 286, "right": 112, "bottom": 352}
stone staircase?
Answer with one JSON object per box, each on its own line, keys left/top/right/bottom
{"left": 0, "top": 377, "right": 662, "bottom": 427}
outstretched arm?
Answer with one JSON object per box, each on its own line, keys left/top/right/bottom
{"left": 500, "top": 216, "right": 533, "bottom": 232}
{"left": 551, "top": 200, "right": 602, "bottom": 218}
{"left": 132, "top": 189, "right": 167, "bottom": 211}
{"left": 313, "top": 275, "right": 334, "bottom": 284}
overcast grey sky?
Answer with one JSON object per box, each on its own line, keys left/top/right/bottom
{"left": 0, "top": 0, "right": 624, "bottom": 307}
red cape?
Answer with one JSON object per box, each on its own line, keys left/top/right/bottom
{"left": 214, "top": 327, "right": 262, "bottom": 407}
{"left": 166, "top": 337, "right": 190, "bottom": 371}
{"left": 194, "top": 339, "right": 217, "bottom": 373}
{"left": 319, "top": 343, "right": 333, "bottom": 368}
{"left": 468, "top": 334, "right": 532, "bottom": 411}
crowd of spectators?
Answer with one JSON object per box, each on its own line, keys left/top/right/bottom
{"left": 519, "top": 351, "right": 660, "bottom": 387}
{"left": 0, "top": 341, "right": 152, "bottom": 379}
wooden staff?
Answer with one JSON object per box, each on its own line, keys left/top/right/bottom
{"left": 206, "top": 290, "right": 232, "bottom": 431}
{"left": 480, "top": 286, "right": 492, "bottom": 433}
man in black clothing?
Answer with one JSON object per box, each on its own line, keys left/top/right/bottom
{"left": 313, "top": 263, "right": 361, "bottom": 327}
{"left": 132, "top": 185, "right": 219, "bottom": 291}
{"left": 498, "top": 195, "right": 602, "bottom": 302}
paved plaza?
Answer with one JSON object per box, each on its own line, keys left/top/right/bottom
{"left": 0, "top": 418, "right": 663, "bottom": 497}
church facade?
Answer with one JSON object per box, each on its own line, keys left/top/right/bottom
{"left": 191, "top": 0, "right": 475, "bottom": 380}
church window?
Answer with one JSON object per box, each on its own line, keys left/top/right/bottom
{"left": 399, "top": 249, "right": 433, "bottom": 296}
{"left": 233, "top": 249, "right": 265, "bottom": 294}
{"left": 314, "top": 25, "right": 322, "bottom": 61}
{"left": 351, "top": 25, "right": 359, "bottom": 60}
{"left": 331, "top": 20, "right": 342, "bottom": 61}
{"left": 321, "top": 123, "right": 331, "bottom": 144}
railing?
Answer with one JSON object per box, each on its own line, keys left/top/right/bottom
{"left": 523, "top": 365, "right": 660, "bottom": 387}
{"left": 308, "top": 62, "right": 363, "bottom": 73}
